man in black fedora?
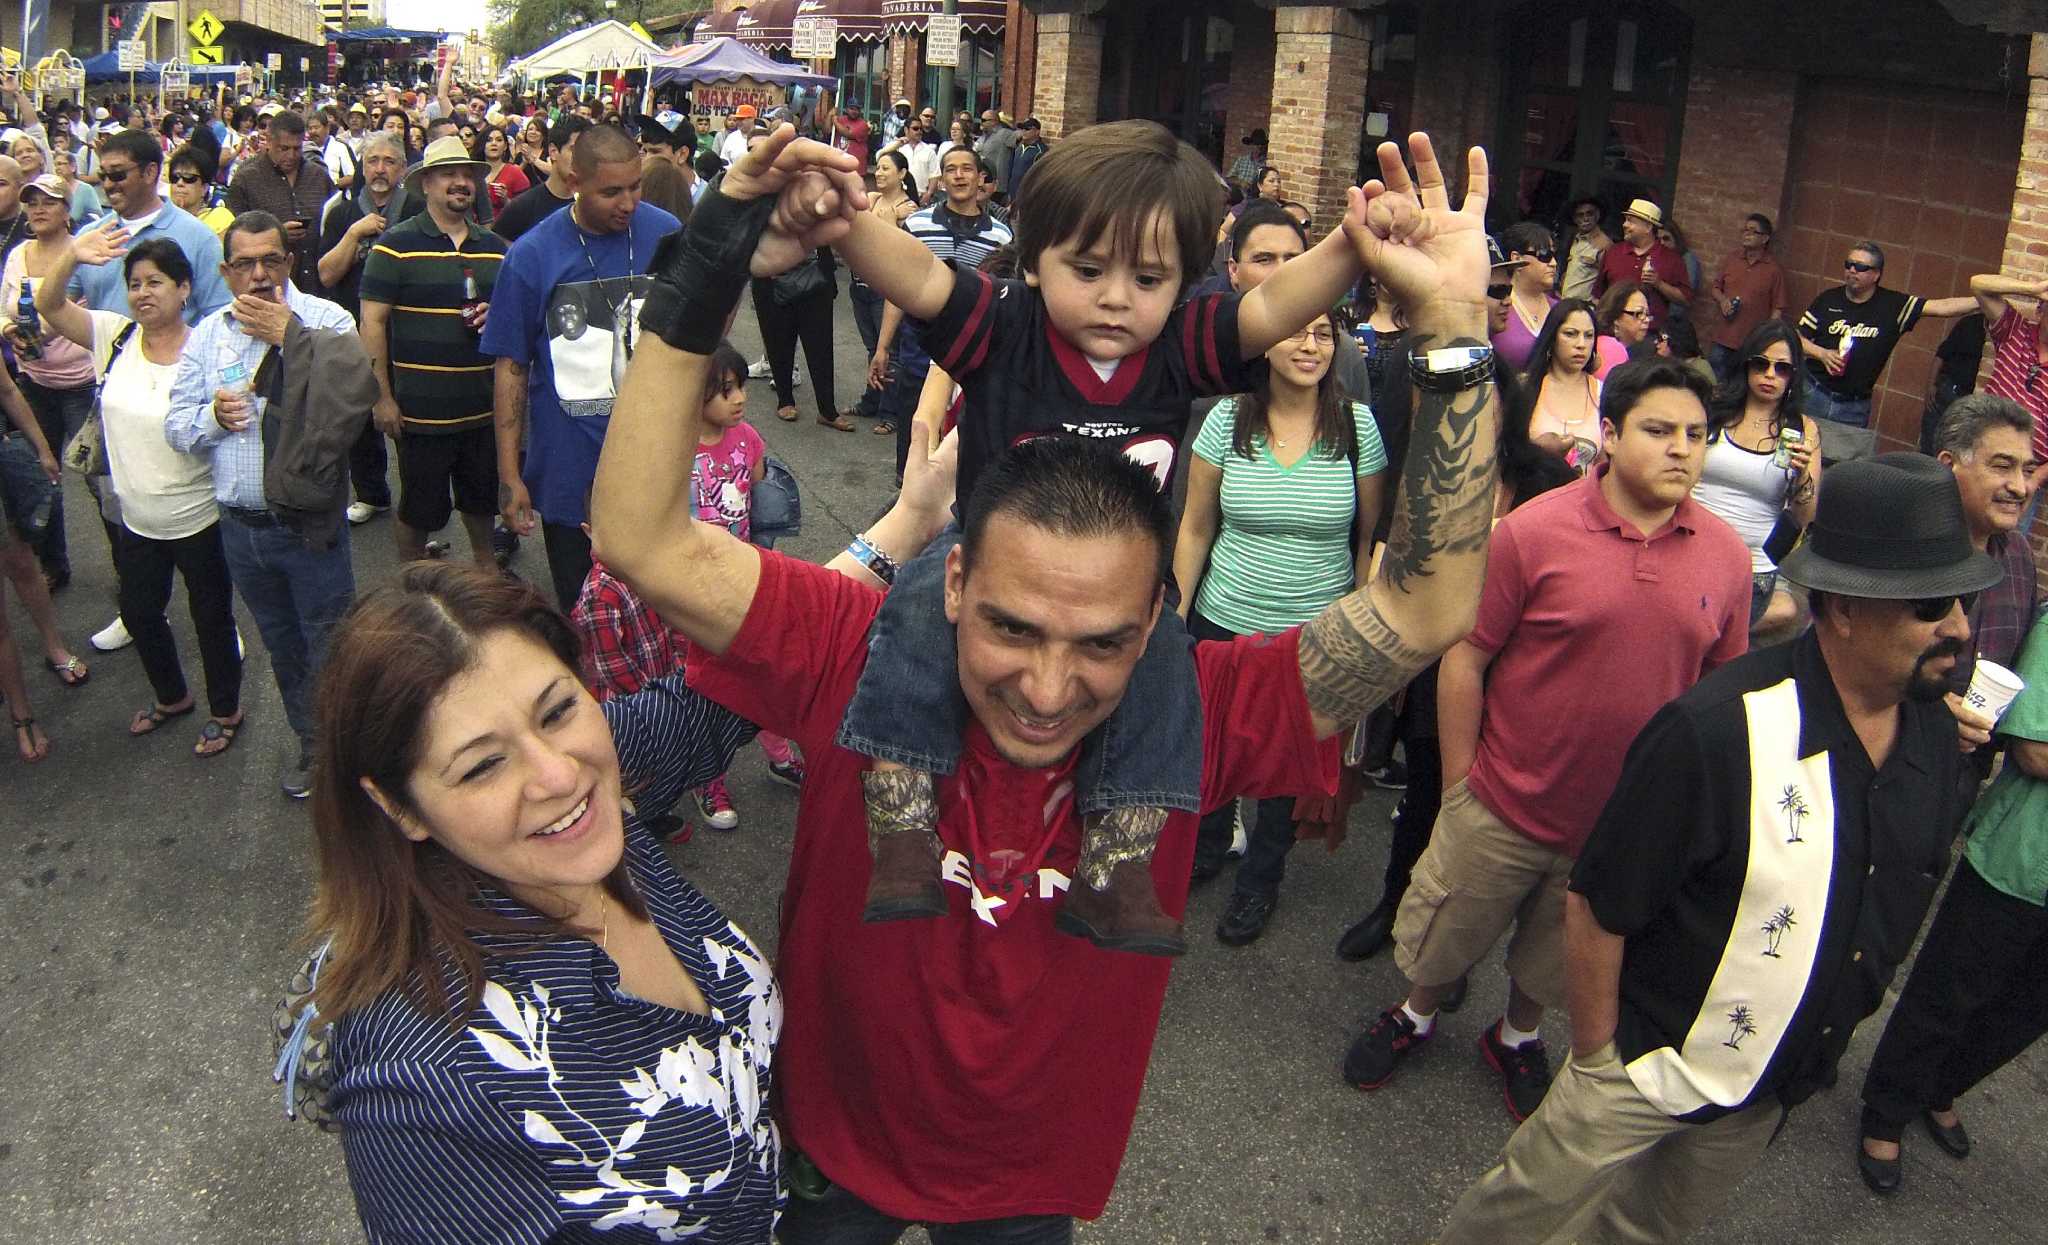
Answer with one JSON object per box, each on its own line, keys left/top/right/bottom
{"left": 1435, "top": 451, "right": 1998, "bottom": 1243}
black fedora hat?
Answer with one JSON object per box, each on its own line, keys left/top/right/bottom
{"left": 1777, "top": 452, "right": 2003, "bottom": 598}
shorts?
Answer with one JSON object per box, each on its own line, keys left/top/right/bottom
{"left": 1392, "top": 778, "right": 1575, "bottom": 1007}
{"left": 396, "top": 424, "right": 498, "bottom": 533}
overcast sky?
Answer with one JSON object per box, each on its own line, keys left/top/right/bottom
{"left": 387, "top": 0, "right": 492, "bottom": 39}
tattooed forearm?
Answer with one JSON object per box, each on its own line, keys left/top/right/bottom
{"left": 1382, "top": 334, "right": 1500, "bottom": 593}
{"left": 1298, "top": 591, "right": 1434, "bottom": 725}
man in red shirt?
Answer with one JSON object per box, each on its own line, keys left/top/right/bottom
{"left": 592, "top": 129, "right": 1501, "bottom": 1240}
{"left": 832, "top": 102, "right": 872, "bottom": 170}
{"left": 1706, "top": 212, "right": 1789, "bottom": 381}
{"left": 1967, "top": 270, "right": 2048, "bottom": 512}
{"left": 1596, "top": 198, "right": 1692, "bottom": 331}
{"left": 1344, "top": 357, "right": 1751, "bottom": 1123}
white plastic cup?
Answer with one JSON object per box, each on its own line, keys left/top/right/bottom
{"left": 1964, "top": 659, "right": 2026, "bottom": 722}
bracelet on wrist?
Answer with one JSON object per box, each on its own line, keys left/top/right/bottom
{"left": 846, "top": 532, "right": 899, "bottom": 585}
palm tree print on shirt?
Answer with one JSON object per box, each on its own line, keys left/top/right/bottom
{"left": 1761, "top": 906, "right": 1797, "bottom": 958}
{"left": 1724, "top": 1004, "right": 1758, "bottom": 1050}
{"left": 1778, "top": 785, "right": 1809, "bottom": 843}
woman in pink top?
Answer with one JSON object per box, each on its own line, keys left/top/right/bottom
{"left": 3, "top": 175, "right": 102, "bottom": 594}
{"left": 1523, "top": 299, "right": 1604, "bottom": 474}
{"left": 1490, "top": 222, "right": 1559, "bottom": 372}
{"left": 1594, "top": 281, "right": 1651, "bottom": 379}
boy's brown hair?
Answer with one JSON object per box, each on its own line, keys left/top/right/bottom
{"left": 1012, "top": 119, "right": 1224, "bottom": 295}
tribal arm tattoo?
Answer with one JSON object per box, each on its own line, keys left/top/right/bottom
{"left": 1299, "top": 330, "right": 1499, "bottom": 731}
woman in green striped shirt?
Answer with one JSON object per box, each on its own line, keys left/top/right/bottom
{"left": 1174, "top": 309, "right": 1387, "bottom": 946}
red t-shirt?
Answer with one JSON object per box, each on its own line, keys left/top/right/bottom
{"left": 1982, "top": 305, "right": 2048, "bottom": 462}
{"left": 686, "top": 551, "right": 1339, "bottom": 1222}
{"left": 1463, "top": 467, "right": 1750, "bottom": 855}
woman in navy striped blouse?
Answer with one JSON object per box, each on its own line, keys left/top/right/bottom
{"left": 292, "top": 562, "right": 779, "bottom": 1243}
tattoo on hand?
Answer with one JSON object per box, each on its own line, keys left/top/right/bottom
{"left": 498, "top": 482, "right": 516, "bottom": 510}
{"left": 1382, "top": 334, "right": 1498, "bottom": 593}
{"left": 1299, "top": 591, "right": 1433, "bottom": 725}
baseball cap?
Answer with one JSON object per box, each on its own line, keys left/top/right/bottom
{"left": 20, "top": 173, "right": 66, "bottom": 202}
{"left": 734, "top": 104, "right": 758, "bottom": 119}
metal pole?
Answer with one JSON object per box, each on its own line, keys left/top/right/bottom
{"left": 932, "top": 0, "right": 954, "bottom": 121}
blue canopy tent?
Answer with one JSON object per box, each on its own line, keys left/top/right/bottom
{"left": 83, "top": 50, "right": 160, "bottom": 84}
{"left": 331, "top": 26, "right": 443, "bottom": 42}
{"left": 186, "top": 63, "right": 241, "bottom": 84}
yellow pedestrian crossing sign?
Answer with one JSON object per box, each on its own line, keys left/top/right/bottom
{"left": 191, "top": 45, "right": 226, "bottom": 65}
{"left": 189, "top": 11, "right": 225, "bottom": 47}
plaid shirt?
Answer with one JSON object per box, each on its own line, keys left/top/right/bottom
{"left": 570, "top": 559, "right": 688, "bottom": 701}
{"left": 1952, "top": 530, "right": 2040, "bottom": 697}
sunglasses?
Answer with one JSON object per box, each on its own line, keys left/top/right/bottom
{"left": 1844, "top": 260, "right": 1879, "bottom": 273}
{"left": 1621, "top": 307, "right": 1652, "bottom": 320}
{"left": 1486, "top": 282, "right": 1512, "bottom": 301}
{"left": 1521, "top": 248, "right": 1556, "bottom": 263}
{"left": 1746, "top": 356, "right": 1797, "bottom": 379}
{"left": 169, "top": 171, "right": 205, "bottom": 185}
{"left": 1910, "top": 592, "right": 1978, "bottom": 623}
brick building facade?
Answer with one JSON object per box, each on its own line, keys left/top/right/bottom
{"left": 1023, "top": 0, "right": 2048, "bottom": 462}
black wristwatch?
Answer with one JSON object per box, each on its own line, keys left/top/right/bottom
{"left": 1408, "top": 344, "right": 1496, "bottom": 393}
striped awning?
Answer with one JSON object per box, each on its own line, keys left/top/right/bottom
{"left": 880, "top": 0, "right": 1007, "bottom": 36}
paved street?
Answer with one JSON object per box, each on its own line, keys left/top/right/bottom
{"left": 2, "top": 297, "right": 2043, "bottom": 1244}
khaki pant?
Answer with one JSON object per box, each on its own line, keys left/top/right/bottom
{"left": 1437, "top": 1041, "right": 1784, "bottom": 1245}
{"left": 1392, "top": 779, "right": 1573, "bottom": 1006}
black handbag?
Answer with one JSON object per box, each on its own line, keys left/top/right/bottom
{"left": 770, "top": 255, "right": 832, "bottom": 306}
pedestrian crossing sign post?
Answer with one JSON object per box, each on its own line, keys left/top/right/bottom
{"left": 189, "top": 11, "right": 225, "bottom": 48}
{"left": 191, "top": 46, "right": 225, "bottom": 65}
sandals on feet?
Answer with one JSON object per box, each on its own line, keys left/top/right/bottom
{"left": 131, "top": 701, "right": 196, "bottom": 736}
{"left": 194, "top": 715, "right": 244, "bottom": 758}
{"left": 775, "top": 406, "right": 800, "bottom": 422}
{"left": 14, "top": 716, "right": 48, "bottom": 763}
{"left": 47, "top": 655, "right": 88, "bottom": 688}
{"left": 816, "top": 412, "right": 857, "bottom": 432}
{"left": 872, "top": 420, "right": 896, "bottom": 435}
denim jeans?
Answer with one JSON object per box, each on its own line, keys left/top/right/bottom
{"left": 1706, "top": 343, "right": 1742, "bottom": 386}
{"left": 777, "top": 1183, "right": 1073, "bottom": 1245}
{"left": 219, "top": 512, "right": 355, "bottom": 746}
{"left": 850, "top": 279, "right": 886, "bottom": 421}
{"left": 0, "top": 431, "right": 58, "bottom": 543}
{"left": 882, "top": 326, "right": 934, "bottom": 478}
{"left": 18, "top": 378, "right": 94, "bottom": 576}
{"left": 834, "top": 527, "right": 1205, "bottom": 814}
{"left": 1803, "top": 373, "right": 1872, "bottom": 427}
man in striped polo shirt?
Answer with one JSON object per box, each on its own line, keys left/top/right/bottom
{"left": 358, "top": 136, "right": 506, "bottom": 567}
{"left": 868, "top": 143, "right": 1013, "bottom": 479}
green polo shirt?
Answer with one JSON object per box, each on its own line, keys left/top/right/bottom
{"left": 1969, "top": 609, "right": 2048, "bottom": 908}
{"left": 359, "top": 210, "right": 505, "bottom": 433}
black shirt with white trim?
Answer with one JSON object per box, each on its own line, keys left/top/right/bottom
{"left": 1572, "top": 628, "right": 1962, "bottom": 1122}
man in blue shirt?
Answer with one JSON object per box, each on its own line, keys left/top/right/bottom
{"left": 70, "top": 129, "right": 229, "bottom": 323}
{"left": 166, "top": 211, "right": 363, "bottom": 799}
{"left": 482, "top": 124, "right": 679, "bottom": 609}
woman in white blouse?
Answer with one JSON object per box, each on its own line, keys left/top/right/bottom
{"left": 39, "top": 227, "right": 245, "bottom": 756}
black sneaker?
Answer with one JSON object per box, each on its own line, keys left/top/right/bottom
{"left": 490, "top": 523, "right": 520, "bottom": 569}
{"left": 1215, "top": 891, "right": 1275, "bottom": 946}
{"left": 1365, "top": 760, "right": 1408, "bottom": 790}
{"left": 1479, "top": 1020, "right": 1553, "bottom": 1122}
{"left": 1343, "top": 1004, "right": 1434, "bottom": 1090}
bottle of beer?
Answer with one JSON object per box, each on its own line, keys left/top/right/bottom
{"left": 462, "top": 266, "right": 483, "bottom": 336}
{"left": 16, "top": 276, "right": 40, "bottom": 361}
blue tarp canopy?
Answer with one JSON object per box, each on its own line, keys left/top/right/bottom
{"left": 333, "top": 26, "right": 443, "bottom": 43}
{"left": 84, "top": 50, "right": 160, "bottom": 83}
{"left": 646, "top": 36, "right": 835, "bottom": 90}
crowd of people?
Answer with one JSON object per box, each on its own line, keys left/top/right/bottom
{"left": 0, "top": 55, "right": 2042, "bottom": 1245}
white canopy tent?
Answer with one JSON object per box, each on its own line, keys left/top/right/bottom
{"left": 513, "top": 20, "right": 663, "bottom": 78}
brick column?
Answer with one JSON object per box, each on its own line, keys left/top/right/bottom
{"left": 1268, "top": 5, "right": 1370, "bottom": 240}
{"left": 1221, "top": 4, "right": 1275, "bottom": 177}
{"left": 888, "top": 31, "right": 923, "bottom": 109}
{"left": 1032, "top": 10, "right": 1102, "bottom": 140}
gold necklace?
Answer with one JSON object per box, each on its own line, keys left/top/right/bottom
{"left": 598, "top": 889, "right": 611, "bottom": 951}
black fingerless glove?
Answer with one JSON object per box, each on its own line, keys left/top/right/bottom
{"left": 638, "top": 174, "right": 779, "bottom": 355}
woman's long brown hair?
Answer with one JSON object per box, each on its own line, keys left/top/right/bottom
{"left": 1230, "top": 312, "right": 1357, "bottom": 465}
{"left": 305, "top": 562, "right": 646, "bottom": 1030}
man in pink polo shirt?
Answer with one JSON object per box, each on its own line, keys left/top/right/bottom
{"left": 1344, "top": 357, "right": 1750, "bottom": 1122}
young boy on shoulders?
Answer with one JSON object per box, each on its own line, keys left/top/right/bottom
{"left": 827, "top": 119, "right": 1374, "bottom": 953}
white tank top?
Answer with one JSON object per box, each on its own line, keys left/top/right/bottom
{"left": 1693, "top": 431, "right": 1790, "bottom": 572}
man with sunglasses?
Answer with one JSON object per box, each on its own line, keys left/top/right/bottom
{"left": 1437, "top": 450, "right": 1995, "bottom": 1242}
{"left": 69, "top": 129, "right": 229, "bottom": 325}
{"left": 1797, "top": 241, "right": 1975, "bottom": 441}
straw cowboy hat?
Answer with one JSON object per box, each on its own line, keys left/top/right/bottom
{"left": 404, "top": 135, "right": 487, "bottom": 196}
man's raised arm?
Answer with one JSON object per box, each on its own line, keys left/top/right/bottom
{"left": 592, "top": 128, "right": 880, "bottom": 655}
{"left": 1298, "top": 136, "right": 1500, "bottom": 740}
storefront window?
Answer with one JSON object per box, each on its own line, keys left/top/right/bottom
{"left": 835, "top": 41, "right": 889, "bottom": 117}
{"left": 922, "top": 31, "right": 1001, "bottom": 122}
{"left": 1499, "top": 0, "right": 1690, "bottom": 231}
